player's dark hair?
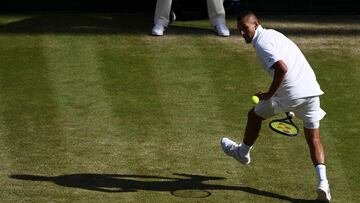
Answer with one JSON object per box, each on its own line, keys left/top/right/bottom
{"left": 237, "top": 10, "right": 258, "bottom": 23}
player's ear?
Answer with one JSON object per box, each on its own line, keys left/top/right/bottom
{"left": 254, "top": 21, "right": 259, "bottom": 30}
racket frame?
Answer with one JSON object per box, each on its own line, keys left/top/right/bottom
{"left": 269, "top": 114, "right": 300, "bottom": 137}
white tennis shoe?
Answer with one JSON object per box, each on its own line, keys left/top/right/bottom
{"left": 317, "top": 181, "right": 331, "bottom": 202}
{"left": 220, "top": 137, "right": 251, "bottom": 164}
{"left": 151, "top": 23, "right": 165, "bottom": 36}
{"left": 215, "top": 24, "right": 230, "bottom": 37}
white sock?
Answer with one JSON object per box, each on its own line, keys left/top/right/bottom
{"left": 315, "top": 164, "right": 328, "bottom": 184}
{"left": 239, "top": 143, "right": 252, "bottom": 154}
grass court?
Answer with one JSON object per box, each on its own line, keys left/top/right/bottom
{"left": 0, "top": 13, "right": 359, "bottom": 202}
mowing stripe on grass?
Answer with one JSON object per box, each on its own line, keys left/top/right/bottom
{"left": 0, "top": 35, "right": 66, "bottom": 201}
{"left": 96, "top": 35, "right": 172, "bottom": 168}
{"left": 142, "top": 35, "right": 227, "bottom": 169}
{"left": 41, "top": 35, "right": 140, "bottom": 202}
{"left": 41, "top": 35, "right": 121, "bottom": 171}
{"left": 0, "top": 35, "right": 63, "bottom": 171}
{"left": 96, "top": 35, "right": 182, "bottom": 202}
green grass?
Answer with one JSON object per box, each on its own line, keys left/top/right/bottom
{"left": 0, "top": 13, "right": 359, "bottom": 202}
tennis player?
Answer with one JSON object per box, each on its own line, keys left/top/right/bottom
{"left": 220, "top": 11, "right": 331, "bottom": 202}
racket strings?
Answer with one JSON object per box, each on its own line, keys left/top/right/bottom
{"left": 271, "top": 121, "right": 298, "bottom": 135}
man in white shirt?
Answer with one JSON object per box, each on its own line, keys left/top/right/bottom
{"left": 220, "top": 11, "right": 331, "bottom": 202}
{"left": 151, "top": 0, "right": 230, "bottom": 36}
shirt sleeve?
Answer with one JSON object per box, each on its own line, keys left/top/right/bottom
{"left": 256, "top": 42, "right": 282, "bottom": 70}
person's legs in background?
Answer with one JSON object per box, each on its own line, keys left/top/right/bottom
{"left": 207, "top": 0, "right": 230, "bottom": 36}
{"left": 152, "top": 0, "right": 172, "bottom": 36}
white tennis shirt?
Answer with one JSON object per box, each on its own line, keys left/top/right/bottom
{"left": 252, "top": 25, "right": 324, "bottom": 101}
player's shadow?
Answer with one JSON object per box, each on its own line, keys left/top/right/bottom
{"left": 10, "top": 173, "right": 320, "bottom": 202}
{"left": 0, "top": 13, "right": 213, "bottom": 36}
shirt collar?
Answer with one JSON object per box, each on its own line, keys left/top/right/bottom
{"left": 252, "top": 25, "right": 264, "bottom": 45}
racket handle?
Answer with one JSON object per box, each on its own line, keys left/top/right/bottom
{"left": 285, "top": 112, "right": 295, "bottom": 118}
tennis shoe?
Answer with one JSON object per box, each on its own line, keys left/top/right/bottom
{"left": 169, "top": 10, "right": 176, "bottom": 24}
{"left": 220, "top": 137, "right": 251, "bottom": 164}
{"left": 215, "top": 24, "right": 230, "bottom": 37}
{"left": 317, "top": 181, "right": 331, "bottom": 202}
{"left": 151, "top": 23, "right": 165, "bottom": 36}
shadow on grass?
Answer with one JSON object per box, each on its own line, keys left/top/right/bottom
{"left": 227, "top": 27, "right": 360, "bottom": 36}
{"left": 0, "top": 13, "right": 213, "bottom": 36}
{"left": 238, "top": 14, "right": 360, "bottom": 36}
{"left": 265, "top": 27, "right": 359, "bottom": 36}
{"left": 0, "top": 13, "right": 358, "bottom": 36}
{"left": 10, "top": 173, "right": 321, "bottom": 202}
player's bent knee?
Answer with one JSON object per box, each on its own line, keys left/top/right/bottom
{"left": 304, "top": 121, "right": 320, "bottom": 129}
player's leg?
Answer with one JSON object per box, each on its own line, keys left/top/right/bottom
{"left": 221, "top": 99, "right": 274, "bottom": 164}
{"left": 296, "top": 97, "right": 330, "bottom": 202}
{"left": 243, "top": 108, "right": 264, "bottom": 146}
{"left": 221, "top": 108, "right": 264, "bottom": 164}
{"left": 207, "top": 0, "right": 230, "bottom": 36}
{"left": 304, "top": 127, "right": 324, "bottom": 166}
{"left": 152, "top": 0, "right": 172, "bottom": 36}
{"left": 303, "top": 125, "right": 331, "bottom": 202}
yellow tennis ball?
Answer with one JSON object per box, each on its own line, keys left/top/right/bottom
{"left": 251, "top": 95, "right": 260, "bottom": 104}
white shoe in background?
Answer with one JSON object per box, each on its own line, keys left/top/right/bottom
{"left": 151, "top": 23, "right": 165, "bottom": 36}
{"left": 169, "top": 10, "right": 176, "bottom": 24}
{"left": 215, "top": 24, "right": 230, "bottom": 37}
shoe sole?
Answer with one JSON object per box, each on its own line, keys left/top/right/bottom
{"left": 217, "top": 33, "right": 230, "bottom": 37}
{"left": 151, "top": 31, "right": 164, "bottom": 36}
{"left": 317, "top": 188, "right": 331, "bottom": 202}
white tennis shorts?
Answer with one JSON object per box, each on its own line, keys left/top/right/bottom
{"left": 254, "top": 96, "right": 326, "bottom": 128}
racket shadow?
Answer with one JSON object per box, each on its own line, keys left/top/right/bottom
{"left": 10, "top": 173, "right": 319, "bottom": 202}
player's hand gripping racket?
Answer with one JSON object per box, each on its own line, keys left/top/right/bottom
{"left": 269, "top": 112, "right": 300, "bottom": 137}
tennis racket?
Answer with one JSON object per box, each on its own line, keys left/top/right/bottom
{"left": 269, "top": 112, "right": 300, "bottom": 137}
